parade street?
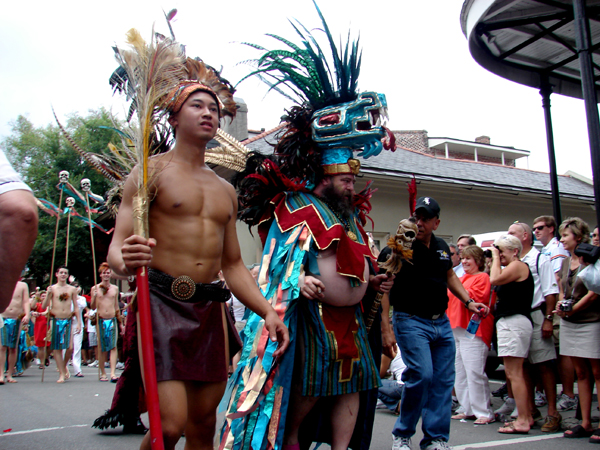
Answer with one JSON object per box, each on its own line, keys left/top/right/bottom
{"left": 0, "top": 363, "right": 595, "bottom": 450}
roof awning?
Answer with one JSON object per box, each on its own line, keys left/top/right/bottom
{"left": 461, "top": 0, "right": 600, "bottom": 100}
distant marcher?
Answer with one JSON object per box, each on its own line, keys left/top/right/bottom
{"left": 0, "top": 281, "right": 30, "bottom": 383}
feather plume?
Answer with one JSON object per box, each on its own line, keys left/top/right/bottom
{"left": 112, "top": 27, "right": 187, "bottom": 234}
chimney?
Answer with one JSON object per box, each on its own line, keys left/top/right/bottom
{"left": 220, "top": 97, "right": 249, "bottom": 141}
{"left": 475, "top": 135, "right": 490, "bottom": 145}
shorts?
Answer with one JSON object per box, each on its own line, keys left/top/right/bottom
{"left": 89, "top": 331, "right": 98, "bottom": 347}
{"left": 496, "top": 315, "right": 533, "bottom": 358}
{"left": 528, "top": 309, "right": 556, "bottom": 364}
{"left": 50, "top": 317, "right": 72, "bottom": 350}
{"left": 0, "top": 318, "right": 20, "bottom": 348}
{"left": 98, "top": 318, "right": 118, "bottom": 352}
{"left": 559, "top": 319, "right": 600, "bottom": 359}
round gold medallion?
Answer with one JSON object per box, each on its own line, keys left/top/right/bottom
{"left": 171, "top": 275, "right": 196, "bottom": 301}
{"left": 347, "top": 231, "right": 358, "bottom": 242}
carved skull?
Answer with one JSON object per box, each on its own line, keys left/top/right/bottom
{"left": 394, "top": 219, "right": 418, "bottom": 250}
{"left": 66, "top": 197, "right": 75, "bottom": 208}
{"left": 81, "top": 178, "right": 91, "bottom": 192}
{"left": 59, "top": 170, "right": 70, "bottom": 184}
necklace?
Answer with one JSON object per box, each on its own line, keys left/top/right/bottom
{"left": 317, "top": 196, "right": 358, "bottom": 242}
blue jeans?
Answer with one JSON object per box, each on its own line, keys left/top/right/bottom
{"left": 392, "top": 311, "right": 455, "bottom": 448}
{"left": 378, "top": 379, "right": 404, "bottom": 412}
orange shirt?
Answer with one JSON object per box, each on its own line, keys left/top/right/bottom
{"left": 447, "top": 272, "right": 495, "bottom": 348}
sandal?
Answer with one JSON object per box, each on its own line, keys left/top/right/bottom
{"left": 589, "top": 429, "right": 600, "bottom": 444}
{"left": 451, "top": 413, "right": 476, "bottom": 420}
{"left": 564, "top": 425, "right": 593, "bottom": 438}
{"left": 498, "top": 422, "right": 529, "bottom": 434}
{"left": 99, "top": 375, "right": 109, "bottom": 382}
{"left": 474, "top": 417, "right": 495, "bottom": 425}
{"left": 110, "top": 376, "right": 119, "bottom": 383}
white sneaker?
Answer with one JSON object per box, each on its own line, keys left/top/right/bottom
{"left": 535, "top": 391, "right": 547, "bottom": 407}
{"left": 424, "top": 440, "right": 452, "bottom": 450}
{"left": 116, "top": 362, "right": 125, "bottom": 370}
{"left": 557, "top": 393, "right": 578, "bottom": 411}
{"left": 495, "top": 397, "right": 516, "bottom": 415}
{"left": 392, "top": 435, "right": 411, "bottom": 450}
{"left": 89, "top": 360, "right": 99, "bottom": 367}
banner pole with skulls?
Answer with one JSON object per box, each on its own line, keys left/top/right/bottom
{"left": 64, "top": 196, "right": 75, "bottom": 265}
{"left": 49, "top": 171, "right": 69, "bottom": 286}
{"left": 81, "top": 178, "right": 102, "bottom": 380}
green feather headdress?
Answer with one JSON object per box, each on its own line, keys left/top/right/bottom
{"left": 238, "top": 0, "right": 362, "bottom": 112}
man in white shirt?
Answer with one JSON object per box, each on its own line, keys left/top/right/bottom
{"left": 532, "top": 215, "right": 578, "bottom": 412}
{"left": 507, "top": 222, "right": 560, "bottom": 431}
{"left": 533, "top": 216, "right": 569, "bottom": 280}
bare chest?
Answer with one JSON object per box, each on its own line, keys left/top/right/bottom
{"left": 151, "top": 169, "right": 233, "bottom": 224}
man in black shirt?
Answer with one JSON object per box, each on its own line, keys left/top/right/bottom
{"left": 380, "top": 197, "right": 489, "bottom": 450}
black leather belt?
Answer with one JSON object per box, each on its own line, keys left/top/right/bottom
{"left": 147, "top": 268, "right": 230, "bottom": 303}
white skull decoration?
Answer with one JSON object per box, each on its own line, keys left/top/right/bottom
{"left": 59, "top": 170, "right": 70, "bottom": 184}
{"left": 66, "top": 197, "right": 75, "bottom": 208}
{"left": 81, "top": 178, "right": 91, "bottom": 192}
{"left": 394, "top": 219, "right": 418, "bottom": 250}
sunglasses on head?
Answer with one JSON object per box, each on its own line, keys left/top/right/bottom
{"left": 533, "top": 225, "right": 546, "bottom": 232}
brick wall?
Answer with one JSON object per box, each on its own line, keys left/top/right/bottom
{"left": 394, "top": 130, "right": 431, "bottom": 154}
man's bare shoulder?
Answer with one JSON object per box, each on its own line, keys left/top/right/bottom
{"left": 216, "top": 175, "right": 237, "bottom": 198}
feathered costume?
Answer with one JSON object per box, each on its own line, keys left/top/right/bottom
{"left": 220, "top": 4, "right": 396, "bottom": 450}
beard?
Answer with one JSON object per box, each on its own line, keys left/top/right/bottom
{"left": 320, "top": 183, "right": 354, "bottom": 218}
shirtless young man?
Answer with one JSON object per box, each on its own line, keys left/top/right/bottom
{"left": 0, "top": 281, "right": 30, "bottom": 383}
{"left": 107, "top": 83, "right": 289, "bottom": 450}
{"left": 91, "top": 262, "right": 122, "bottom": 382}
{"left": 43, "top": 266, "right": 81, "bottom": 383}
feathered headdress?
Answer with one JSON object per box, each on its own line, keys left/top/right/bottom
{"left": 234, "top": 1, "right": 395, "bottom": 234}
{"left": 54, "top": 13, "right": 250, "bottom": 216}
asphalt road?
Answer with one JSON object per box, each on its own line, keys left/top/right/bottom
{"left": 0, "top": 362, "right": 596, "bottom": 450}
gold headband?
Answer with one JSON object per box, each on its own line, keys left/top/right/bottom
{"left": 322, "top": 158, "right": 361, "bottom": 175}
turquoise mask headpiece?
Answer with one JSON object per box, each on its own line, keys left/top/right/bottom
{"left": 312, "top": 92, "right": 395, "bottom": 175}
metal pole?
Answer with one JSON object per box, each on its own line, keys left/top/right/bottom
{"left": 573, "top": 0, "right": 600, "bottom": 228}
{"left": 539, "top": 77, "right": 563, "bottom": 225}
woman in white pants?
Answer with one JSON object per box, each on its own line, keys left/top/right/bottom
{"left": 448, "top": 245, "right": 495, "bottom": 425}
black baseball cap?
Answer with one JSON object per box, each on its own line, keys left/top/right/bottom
{"left": 415, "top": 196, "right": 440, "bottom": 218}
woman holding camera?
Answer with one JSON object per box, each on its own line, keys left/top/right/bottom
{"left": 555, "top": 217, "right": 600, "bottom": 440}
{"left": 490, "top": 234, "right": 534, "bottom": 434}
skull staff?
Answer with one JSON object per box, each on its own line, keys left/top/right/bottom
{"left": 364, "top": 219, "right": 418, "bottom": 333}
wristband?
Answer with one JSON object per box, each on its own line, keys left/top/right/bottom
{"left": 465, "top": 299, "right": 474, "bottom": 309}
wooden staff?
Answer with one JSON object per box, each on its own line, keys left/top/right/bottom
{"left": 83, "top": 181, "right": 102, "bottom": 380}
{"left": 64, "top": 197, "right": 75, "bottom": 266}
{"left": 365, "top": 219, "right": 418, "bottom": 333}
{"left": 133, "top": 194, "right": 164, "bottom": 449}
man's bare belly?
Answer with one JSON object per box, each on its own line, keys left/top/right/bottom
{"left": 312, "top": 246, "right": 368, "bottom": 307}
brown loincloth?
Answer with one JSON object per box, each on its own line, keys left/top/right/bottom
{"left": 148, "top": 269, "right": 242, "bottom": 383}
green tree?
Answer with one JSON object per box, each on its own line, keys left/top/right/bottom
{"left": 1, "top": 109, "right": 122, "bottom": 291}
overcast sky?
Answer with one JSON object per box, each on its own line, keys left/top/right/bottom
{"left": 1, "top": 0, "right": 596, "bottom": 179}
